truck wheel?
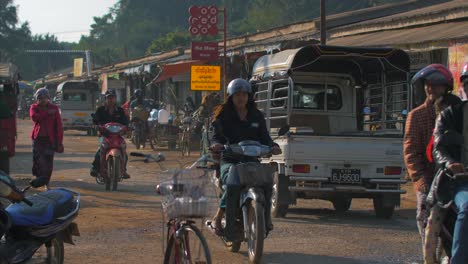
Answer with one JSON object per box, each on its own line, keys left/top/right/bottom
{"left": 332, "top": 198, "right": 352, "bottom": 212}
{"left": 271, "top": 172, "right": 289, "bottom": 218}
{"left": 373, "top": 197, "right": 395, "bottom": 219}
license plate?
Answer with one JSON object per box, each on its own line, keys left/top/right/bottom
{"left": 331, "top": 169, "right": 361, "bottom": 184}
{"left": 74, "top": 112, "right": 88, "bottom": 117}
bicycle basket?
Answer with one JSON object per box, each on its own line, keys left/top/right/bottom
{"left": 158, "top": 168, "right": 217, "bottom": 219}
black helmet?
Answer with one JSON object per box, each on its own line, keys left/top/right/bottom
{"left": 104, "top": 89, "right": 116, "bottom": 97}
{"left": 227, "top": 78, "right": 252, "bottom": 97}
{"left": 461, "top": 63, "right": 468, "bottom": 83}
{"left": 411, "top": 64, "right": 454, "bottom": 92}
{"left": 134, "top": 89, "right": 142, "bottom": 97}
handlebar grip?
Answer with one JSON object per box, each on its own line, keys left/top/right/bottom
{"left": 130, "top": 152, "right": 147, "bottom": 157}
{"left": 23, "top": 198, "right": 33, "bottom": 206}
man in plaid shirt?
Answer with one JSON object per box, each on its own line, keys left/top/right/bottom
{"left": 404, "top": 64, "right": 454, "bottom": 251}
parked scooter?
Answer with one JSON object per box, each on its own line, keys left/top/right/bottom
{"left": 0, "top": 170, "right": 80, "bottom": 264}
{"left": 206, "top": 141, "right": 276, "bottom": 264}
{"left": 96, "top": 122, "right": 128, "bottom": 191}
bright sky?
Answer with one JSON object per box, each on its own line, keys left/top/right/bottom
{"left": 15, "top": 0, "right": 119, "bottom": 43}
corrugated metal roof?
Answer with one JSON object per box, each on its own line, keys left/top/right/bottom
{"left": 328, "top": 20, "right": 468, "bottom": 47}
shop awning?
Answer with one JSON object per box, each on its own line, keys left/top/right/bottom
{"left": 152, "top": 60, "right": 206, "bottom": 83}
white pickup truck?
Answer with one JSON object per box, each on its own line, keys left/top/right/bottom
{"left": 252, "top": 45, "right": 410, "bottom": 218}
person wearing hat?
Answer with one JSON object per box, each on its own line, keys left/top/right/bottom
{"left": 404, "top": 64, "right": 455, "bottom": 254}
{"left": 90, "top": 90, "right": 130, "bottom": 178}
{"left": 29, "top": 87, "right": 64, "bottom": 189}
{"left": 208, "top": 78, "right": 281, "bottom": 237}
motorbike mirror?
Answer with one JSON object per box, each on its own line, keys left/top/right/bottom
{"left": 278, "top": 125, "right": 290, "bottom": 136}
{"left": 439, "top": 130, "right": 464, "bottom": 146}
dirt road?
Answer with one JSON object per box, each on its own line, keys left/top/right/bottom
{"left": 10, "top": 119, "right": 422, "bottom": 264}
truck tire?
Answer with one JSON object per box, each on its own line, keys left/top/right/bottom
{"left": 332, "top": 198, "right": 352, "bottom": 212}
{"left": 271, "top": 172, "right": 289, "bottom": 218}
{"left": 373, "top": 197, "right": 395, "bottom": 219}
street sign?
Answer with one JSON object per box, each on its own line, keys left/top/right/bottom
{"left": 191, "top": 42, "right": 219, "bottom": 61}
{"left": 190, "top": 65, "right": 221, "bottom": 91}
{"left": 73, "top": 58, "right": 83, "bottom": 77}
{"left": 188, "top": 5, "right": 219, "bottom": 36}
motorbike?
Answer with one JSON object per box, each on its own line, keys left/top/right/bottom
{"left": 206, "top": 141, "right": 275, "bottom": 264}
{"left": 96, "top": 122, "right": 128, "bottom": 191}
{"left": 0, "top": 170, "right": 80, "bottom": 264}
{"left": 131, "top": 118, "right": 147, "bottom": 150}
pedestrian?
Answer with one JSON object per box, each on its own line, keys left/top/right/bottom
{"left": 29, "top": 87, "right": 64, "bottom": 189}
{"left": 404, "top": 64, "right": 454, "bottom": 254}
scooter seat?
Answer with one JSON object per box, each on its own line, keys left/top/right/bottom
{"left": 6, "top": 189, "right": 75, "bottom": 227}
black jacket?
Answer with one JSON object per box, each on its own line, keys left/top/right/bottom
{"left": 433, "top": 101, "right": 465, "bottom": 169}
{"left": 94, "top": 105, "right": 128, "bottom": 126}
{"left": 212, "top": 108, "right": 275, "bottom": 146}
{"left": 431, "top": 101, "right": 466, "bottom": 207}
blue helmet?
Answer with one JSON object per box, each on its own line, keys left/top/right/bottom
{"left": 104, "top": 89, "right": 116, "bottom": 97}
{"left": 411, "top": 64, "right": 454, "bottom": 92}
{"left": 227, "top": 78, "right": 252, "bottom": 97}
{"left": 134, "top": 89, "right": 142, "bottom": 98}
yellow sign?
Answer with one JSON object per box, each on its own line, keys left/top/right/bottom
{"left": 73, "top": 58, "right": 83, "bottom": 77}
{"left": 190, "top": 65, "right": 221, "bottom": 91}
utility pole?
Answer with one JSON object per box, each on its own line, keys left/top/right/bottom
{"left": 320, "top": 0, "right": 327, "bottom": 45}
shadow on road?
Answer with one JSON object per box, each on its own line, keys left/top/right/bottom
{"left": 281, "top": 207, "right": 416, "bottom": 231}
{"left": 263, "top": 252, "right": 364, "bottom": 264}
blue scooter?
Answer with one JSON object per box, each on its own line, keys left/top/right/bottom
{"left": 0, "top": 170, "right": 80, "bottom": 264}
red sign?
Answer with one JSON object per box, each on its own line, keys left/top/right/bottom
{"left": 188, "top": 5, "right": 219, "bottom": 36}
{"left": 191, "top": 42, "right": 219, "bottom": 61}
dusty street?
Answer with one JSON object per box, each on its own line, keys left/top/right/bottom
{"left": 9, "top": 119, "right": 422, "bottom": 264}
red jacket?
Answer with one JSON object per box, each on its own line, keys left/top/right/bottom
{"left": 29, "top": 103, "right": 63, "bottom": 147}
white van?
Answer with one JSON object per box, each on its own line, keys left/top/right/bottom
{"left": 54, "top": 80, "right": 98, "bottom": 135}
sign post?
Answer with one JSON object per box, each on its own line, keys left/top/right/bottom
{"left": 73, "top": 58, "right": 83, "bottom": 78}
{"left": 189, "top": 5, "right": 226, "bottom": 98}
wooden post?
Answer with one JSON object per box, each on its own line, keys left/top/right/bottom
{"left": 320, "top": 0, "right": 326, "bottom": 45}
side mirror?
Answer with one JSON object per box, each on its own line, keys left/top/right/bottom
{"left": 278, "top": 125, "right": 290, "bottom": 136}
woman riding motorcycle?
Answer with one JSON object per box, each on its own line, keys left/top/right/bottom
{"left": 209, "top": 78, "right": 281, "bottom": 235}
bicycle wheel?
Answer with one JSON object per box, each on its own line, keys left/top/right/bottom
{"left": 164, "top": 224, "right": 212, "bottom": 264}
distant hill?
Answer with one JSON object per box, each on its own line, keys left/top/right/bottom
{"left": 76, "top": 0, "right": 407, "bottom": 66}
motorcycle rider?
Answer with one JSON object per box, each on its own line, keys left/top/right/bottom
{"left": 432, "top": 62, "right": 468, "bottom": 263}
{"left": 90, "top": 90, "right": 130, "bottom": 179}
{"left": 209, "top": 78, "right": 282, "bottom": 236}
{"left": 404, "top": 64, "right": 454, "bottom": 252}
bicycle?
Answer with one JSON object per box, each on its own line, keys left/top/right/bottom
{"left": 178, "top": 116, "right": 193, "bottom": 157}
{"left": 130, "top": 152, "right": 217, "bottom": 264}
